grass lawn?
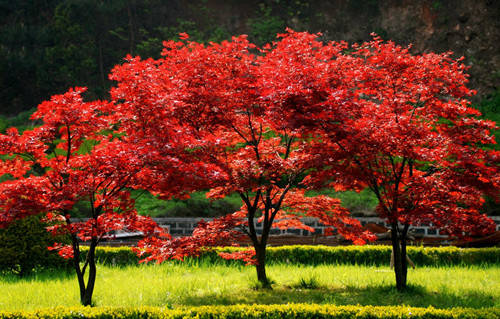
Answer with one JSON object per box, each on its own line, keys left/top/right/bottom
{"left": 0, "top": 263, "right": 498, "bottom": 311}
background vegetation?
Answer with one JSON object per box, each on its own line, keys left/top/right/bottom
{"left": 2, "top": 0, "right": 499, "bottom": 115}
{"left": 1, "top": 0, "right": 498, "bottom": 217}
{"left": 3, "top": 245, "right": 497, "bottom": 272}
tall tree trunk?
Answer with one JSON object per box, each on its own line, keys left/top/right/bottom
{"left": 390, "top": 222, "right": 407, "bottom": 291}
{"left": 254, "top": 244, "right": 270, "bottom": 288}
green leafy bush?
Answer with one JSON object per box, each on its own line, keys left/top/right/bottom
{"left": 11, "top": 244, "right": 496, "bottom": 271}
{"left": 0, "top": 304, "right": 498, "bottom": 319}
{"left": 0, "top": 214, "right": 71, "bottom": 275}
{"left": 215, "top": 245, "right": 500, "bottom": 267}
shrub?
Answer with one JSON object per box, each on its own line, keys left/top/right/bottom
{"left": 77, "top": 245, "right": 500, "bottom": 267}
{"left": 0, "top": 214, "right": 70, "bottom": 275}
{"left": 7, "top": 244, "right": 495, "bottom": 272}
{"left": 0, "top": 304, "right": 498, "bottom": 319}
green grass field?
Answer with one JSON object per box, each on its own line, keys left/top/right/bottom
{"left": 1, "top": 263, "right": 498, "bottom": 311}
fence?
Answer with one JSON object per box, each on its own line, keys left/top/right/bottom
{"left": 150, "top": 216, "right": 500, "bottom": 238}
{"left": 70, "top": 216, "right": 500, "bottom": 239}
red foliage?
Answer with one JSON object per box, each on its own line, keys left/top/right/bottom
{"left": 218, "top": 249, "right": 257, "bottom": 265}
{"left": 255, "top": 30, "right": 499, "bottom": 289}
{"left": 0, "top": 87, "right": 162, "bottom": 258}
{"left": 119, "top": 32, "right": 375, "bottom": 274}
{"left": 135, "top": 214, "right": 245, "bottom": 263}
{"left": 0, "top": 87, "right": 166, "bottom": 304}
{"left": 260, "top": 31, "right": 498, "bottom": 238}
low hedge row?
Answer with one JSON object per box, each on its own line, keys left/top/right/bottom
{"left": 1, "top": 304, "right": 498, "bottom": 319}
{"left": 81, "top": 245, "right": 500, "bottom": 267}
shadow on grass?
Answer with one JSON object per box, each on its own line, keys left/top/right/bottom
{"left": 176, "top": 283, "right": 497, "bottom": 309}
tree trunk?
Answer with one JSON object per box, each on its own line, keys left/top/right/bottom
{"left": 81, "top": 237, "right": 98, "bottom": 306}
{"left": 390, "top": 223, "right": 407, "bottom": 291}
{"left": 70, "top": 235, "right": 86, "bottom": 302}
{"left": 254, "top": 245, "right": 271, "bottom": 288}
{"left": 71, "top": 235, "right": 98, "bottom": 306}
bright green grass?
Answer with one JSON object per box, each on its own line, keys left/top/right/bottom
{"left": 0, "top": 264, "right": 498, "bottom": 311}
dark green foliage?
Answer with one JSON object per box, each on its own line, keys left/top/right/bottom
{"left": 3, "top": 244, "right": 496, "bottom": 274}
{"left": 133, "top": 188, "right": 376, "bottom": 218}
{"left": 0, "top": 304, "right": 498, "bottom": 319}
{"left": 3, "top": 109, "right": 37, "bottom": 132}
{"left": 475, "top": 89, "right": 500, "bottom": 151}
{"left": 0, "top": 0, "right": 234, "bottom": 115}
{"left": 0, "top": 214, "right": 71, "bottom": 276}
{"left": 0, "top": 115, "right": 8, "bottom": 133}
{"left": 482, "top": 196, "right": 499, "bottom": 216}
{"left": 163, "top": 193, "right": 240, "bottom": 218}
{"left": 0, "top": 0, "right": 498, "bottom": 127}
{"left": 84, "top": 246, "right": 140, "bottom": 266}
{"left": 348, "top": 0, "right": 380, "bottom": 14}
{"left": 248, "top": 4, "right": 285, "bottom": 46}
{"left": 134, "top": 191, "right": 241, "bottom": 218}
{"left": 306, "top": 189, "right": 378, "bottom": 216}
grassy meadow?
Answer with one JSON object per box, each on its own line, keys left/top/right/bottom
{"left": 1, "top": 263, "right": 498, "bottom": 311}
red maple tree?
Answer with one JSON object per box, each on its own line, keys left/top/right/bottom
{"left": 260, "top": 30, "right": 499, "bottom": 290}
{"left": 116, "top": 33, "right": 374, "bottom": 287}
{"left": 0, "top": 87, "right": 163, "bottom": 305}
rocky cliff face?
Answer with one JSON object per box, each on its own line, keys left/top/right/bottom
{"left": 200, "top": 0, "right": 499, "bottom": 99}
{"left": 376, "top": 0, "right": 499, "bottom": 98}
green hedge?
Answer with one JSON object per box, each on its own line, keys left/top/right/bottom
{"left": 79, "top": 245, "right": 500, "bottom": 267}
{"left": 1, "top": 304, "right": 498, "bottom": 319}
{"left": 0, "top": 214, "right": 71, "bottom": 275}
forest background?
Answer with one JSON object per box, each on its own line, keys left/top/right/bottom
{"left": 1, "top": 0, "right": 498, "bottom": 217}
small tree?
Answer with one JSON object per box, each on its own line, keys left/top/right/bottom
{"left": 260, "top": 31, "right": 499, "bottom": 290}
{"left": 119, "top": 34, "right": 374, "bottom": 287}
{"left": 0, "top": 88, "right": 161, "bottom": 305}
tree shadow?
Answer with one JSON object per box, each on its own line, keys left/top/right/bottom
{"left": 175, "top": 283, "right": 497, "bottom": 309}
